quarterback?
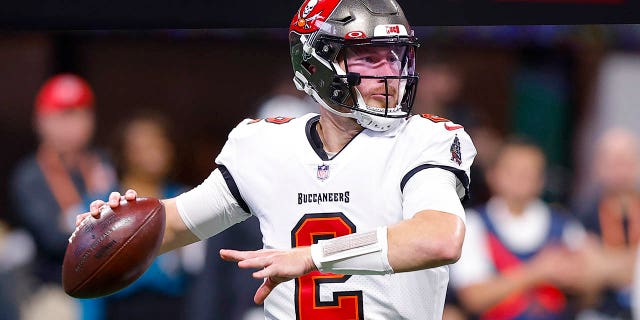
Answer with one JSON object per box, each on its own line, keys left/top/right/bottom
{"left": 82, "top": 0, "right": 477, "bottom": 319}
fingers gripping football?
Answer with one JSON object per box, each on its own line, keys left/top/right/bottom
{"left": 76, "top": 189, "right": 138, "bottom": 227}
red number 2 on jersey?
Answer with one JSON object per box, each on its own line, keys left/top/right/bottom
{"left": 291, "top": 213, "right": 364, "bottom": 320}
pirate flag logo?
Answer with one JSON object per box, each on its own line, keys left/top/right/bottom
{"left": 290, "top": 0, "right": 340, "bottom": 34}
{"left": 450, "top": 135, "right": 462, "bottom": 166}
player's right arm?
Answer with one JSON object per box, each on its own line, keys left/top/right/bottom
{"left": 80, "top": 167, "right": 251, "bottom": 255}
{"left": 156, "top": 197, "right": 199, "bottom": 254}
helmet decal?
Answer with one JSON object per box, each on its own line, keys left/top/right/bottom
{"left": 345, "top": 31, "right": 367, "bottom": 39}
{"left": 291, "top": 0, "right": 341, "bottom": 34}
{"left": 373, "top": 24, "right": 408, "bottom": 36}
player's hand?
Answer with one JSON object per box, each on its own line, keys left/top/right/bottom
{"left": 75, "top": 190, "right": 138, "bottom": 227}
{"left": 220, "top": 247, "right": 317, "bottom": 304}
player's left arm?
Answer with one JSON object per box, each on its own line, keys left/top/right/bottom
{"left": 387, "top": 211, "right": 464, "bottom": 272}
{"left": 221, "top": 209, "right": 463, "bottom": 305}
{"left": 386, "top": 120, "right": 472, "bottom": 271}
{"left": 387, "top": 161, "right": 468, "bottom": 271}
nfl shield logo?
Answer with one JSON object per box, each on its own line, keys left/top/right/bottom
{"left": 317, "top": 164, "right": 330, "bottom": 181}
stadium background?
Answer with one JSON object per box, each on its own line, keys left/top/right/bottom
{"left": 2, "top": 23, "right": 640, "bottom": 211}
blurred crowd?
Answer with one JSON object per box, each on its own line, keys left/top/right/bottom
{"left": 0, "top": 70, "right": 313, "bottom": 320}
{"left": 1, "top": 32, "right": 640, "bottom": 320}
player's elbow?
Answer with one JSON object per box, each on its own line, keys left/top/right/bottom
{"left": 445, "top": 233, "right": 464, "bottom": 263}
{"left": 444, "top": 218, "right": 465, "bottom": 263}
{"left": 392, "top": 211, "right": 466, "bottom": 271}
{"left": 419, "top": 217, "right": 465, "bottom": 266}
{"left": 406, "top": 235, "right": 462, "bottom": 269}
{"left": 430, "top": 231, "right": 464, "bottom": 265}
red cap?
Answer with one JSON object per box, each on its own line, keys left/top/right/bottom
{"left": 35, "top": 74, "right": 95, "bottom": 116}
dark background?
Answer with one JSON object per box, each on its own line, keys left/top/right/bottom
{"left": 1, "top": 0, "right": 640, "bottom": 29}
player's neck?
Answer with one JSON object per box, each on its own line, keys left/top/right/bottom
{"left": 317, "top": 110, "right": 362, "bottom": 153}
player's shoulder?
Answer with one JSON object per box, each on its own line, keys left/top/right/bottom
{"left": 401, "top": 113, "right": 472, "bottom": 144}
{"left": 228, "top": 113, "right": 318, "bottom": 140}
{"left": 405, "top": 113, "right": 464, "bottom": 132}
{"left": 397, "top": 113, "right": 476, "bottom": 171}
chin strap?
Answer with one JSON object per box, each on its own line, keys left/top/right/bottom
{"left": 294, "top": 71, "right": 404, "bottom": 132}
{"left": 352, "top": 111, "right": 403, "bottom": 132}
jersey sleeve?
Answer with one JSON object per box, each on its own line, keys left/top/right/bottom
{"left": 401, "top": 168, "right": 466, "bottom": 221}
{"left": 401, "top": 115, "right": 477, "bottom": 201}
{"left": 176, "top": 169, "right": 251, "bottom": 240}
{"left": 176, "top": 118, "right": 262, "bottom": 240}
{"left": 213, "top": 118, "right": 257, "bottom": 213}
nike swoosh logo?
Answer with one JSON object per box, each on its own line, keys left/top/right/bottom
{"left": 444, "top": 123, "right": 464, "bottom": 131}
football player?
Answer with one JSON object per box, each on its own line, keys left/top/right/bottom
{"left": 81, "top": 0, "right": 477, "bottom": 318}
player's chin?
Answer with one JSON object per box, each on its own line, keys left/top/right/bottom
{"left": 365, "top": 97, "right": 397, "bottom": 110}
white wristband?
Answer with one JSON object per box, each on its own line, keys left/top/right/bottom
{"left": 310, "top": 226, "right": 393, "bottom": 275}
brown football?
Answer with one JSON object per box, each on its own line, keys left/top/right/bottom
{"left": 62, "top": 197, "right": 165, "bottom": 298}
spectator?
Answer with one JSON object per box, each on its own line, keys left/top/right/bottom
{"left": 576, "top": 127, "right": 640, "bottom": 319}
{"left": 81, "top": 113, "right": 205, "bottom": 320}
{"left": 0, "top": 219, "right": 35, "bottom": 320}
{"left": 450, "top": 138, "right": 590, "bottom": 319}
{"left": 10, "top": 73, "right": 117, "bottom": 319}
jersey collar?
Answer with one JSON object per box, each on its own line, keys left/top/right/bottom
{"left": 306, "top": 115, "right": 330, "bottom": 161}
{"left": 305, "top": 115, "right": 365, "bottom": 161}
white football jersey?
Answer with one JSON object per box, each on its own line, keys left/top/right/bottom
{"left": 215, "top": 113, "right": 476, "bottom": 320}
